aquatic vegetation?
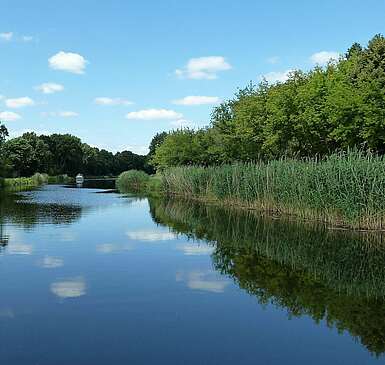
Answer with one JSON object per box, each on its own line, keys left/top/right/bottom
{"left": 160, "top": 151, "right": 385, "bottom": 230}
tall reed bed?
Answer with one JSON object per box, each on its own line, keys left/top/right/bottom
{"left": 160, "top": 151, "right": 385, "bottom": 229}
{"left": 116, "top": 170, "right": 150, "bottom": 193}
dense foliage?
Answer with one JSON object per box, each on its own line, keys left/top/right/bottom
{"left": 152, "top": 35, "right": 385, "bottom": 168}
{"left": 0, "top": 123, "right": 9, "bottom": 176}
{"left": 0, "top": 130, "right": 152, "bottom": 177}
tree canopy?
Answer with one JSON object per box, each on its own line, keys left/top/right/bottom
{"left": 152, "top": 35, "right": 385, "bottom": 169}
{"left": 0, "top": 130, "right": 151, "bottom": 177}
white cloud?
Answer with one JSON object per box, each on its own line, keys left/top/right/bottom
{"left": 22, "top": 35, "right": 33, "bottom": 42}
{"left": 38, "top": 256, "right": 64, "bottom": 269}
{"left": 267, "top": 56, "right": 279, "bottom": 64}
{"left": 50, "top": 277, "right": 86, "bottom": 298}
{"left": 0, "top": 33, "right": 34, "bottom": 43}
{"left": 0, "top": 95, "right": 4, "bottom": 100}
{"left": 125, "top": 144, "right": 149, "bottom": 155}
{"left": 0, "top": 111, "right": 21, "bottom": 121}
{"left": 172, "top": 95, "right": 221, "bottom": 106}
{"left": 126, "top": 109, "right": 182, "bottom": 120}
{"left": 175, "top": 56, "right": 231, "bottom": 80}
{"left": 48, "top": 51, "right": 87, "bottom": 74}
{"left": 35, "top": 82, "right": 64, "bottom": 94}
{"left": 41, "top": 111, "right": 78, "bottom": 118}
{"left": 0, "top": 32, "right": 13, "bottom": 41}
{"left": 126, "top": 229, "right": 177, "bottom": 242}
{"left": 59, "top": 111, "right": 78, "bottom": 117}
{"left": 310, "top": 51, "right": 339, "bottom": 65}
{"left": 262, "top": 69, "right": 294, "bottom": 83}
{"left": 94, "top": 97, "right": 133, "bottom": 106}
{"left": 8, "top": 128, "right": 51, "bottom": 138}
{"left": 5, "top": 96, "right": 35, "bottom": 108}
{"left": 170, "top": 119, "right": 194, "bottom": 129}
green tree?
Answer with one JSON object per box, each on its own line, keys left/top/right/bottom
{"left": 2, "top": 137, "right": 35, "bottom": 176}
{"left": 148, "top": 132, "right": 168, "bottom": 156}
{"left": 43, "top": 134, "right": 84, "bottom": 175}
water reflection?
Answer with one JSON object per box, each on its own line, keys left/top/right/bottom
{"left": 150, "top": 197, "right": 385, "bottom": 355}
{"left": 0, "top": 308, "right": 14, "bottom": 319}
{"left": 176, "top": 270, "right": 229, "bottom": 293}
{"left": 50, "top": 277, "right": 86, "bottom": 299}
{"left": 96, "top": 243, "right": 133, "bottom": 253}
{"left": 1, "top": 184, "right": 384, "bottom": 362}
{"left": 177, "top": 244, "right": 214, "bottom": 256}
{"left": 38, "top": 256, "right": 64, "bottom": 268}
{"left": 0, "top": 190, "right": 82, "bottom": 229}
{"left": 126, "top": 229, "right": 177, "bottom": 242}
{"left": 7, "top": 242, "right": 33, "bottom": 255}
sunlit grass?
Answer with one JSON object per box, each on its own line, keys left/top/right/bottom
{"left": 160, "top": 151, "right": 385, "bottom": 229}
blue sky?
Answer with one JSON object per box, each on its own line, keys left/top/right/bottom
{"left": 1, "top": 0, "right": 385, "bottom": 154}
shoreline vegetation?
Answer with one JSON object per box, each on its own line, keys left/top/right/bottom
{"left": 117, "top": 151, "right": 385, "bottom": 231}
{"left": 160, "top": 151, "right": 385, "bottom": 231}
{"left": 0, "top": 173, "right": 71, "bottom": 192}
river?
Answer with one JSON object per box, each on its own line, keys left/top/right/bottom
{"left": 0, "top": 183, "right": 384, "bottom": 364}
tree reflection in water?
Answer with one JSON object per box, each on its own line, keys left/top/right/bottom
{"left": 0, "top": 190, "right": 82, "bottom": 255}
{"left": 149, "top": 197, "right": 385, "bottom": 356}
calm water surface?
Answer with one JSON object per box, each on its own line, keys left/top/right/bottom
{"left": 0, "top": 184, "right": 384, "bottom": 364}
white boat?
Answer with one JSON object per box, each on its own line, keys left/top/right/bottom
{"left": 75, "top": 174, "right": 84, "bottom": 184}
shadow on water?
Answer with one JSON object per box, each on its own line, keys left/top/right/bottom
{"left": 149, "top": 196, "right": 385, "bottom": 356}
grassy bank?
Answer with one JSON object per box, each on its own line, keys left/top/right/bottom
{"left": 159, "top": 151, "right": 385, "bottom": 230}
{"left": 1, "top": 173, "right": 71, "bottom": 192}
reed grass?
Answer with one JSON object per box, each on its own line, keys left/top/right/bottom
{"left": 0, "top": 173, "right": 69, "bottom": 192}
{"left": 160, "top": 151, "right": 385, "bottom": 230}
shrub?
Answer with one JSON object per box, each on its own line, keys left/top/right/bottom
{"left": 31, "top": 172, "right": 49, "bottom": 185}
{"left": 116, "top": 170, "right": 150, "bottom": 193}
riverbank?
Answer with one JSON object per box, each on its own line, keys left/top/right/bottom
{"left": 147, "top": 151, "right": 385, "bottom": 231}
{"left": 0, "top": 173, "right": 72, "bottom": 192}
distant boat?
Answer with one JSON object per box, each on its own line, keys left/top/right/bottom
{"left": 76, "top": 174, "right": 84, "bottom": 184}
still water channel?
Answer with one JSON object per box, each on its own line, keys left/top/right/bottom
{"left": 0, "top": 183, "right": 384, "bottom": 364}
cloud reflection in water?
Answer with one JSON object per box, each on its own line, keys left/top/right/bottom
{"left": 50, "top": 277, "right": 86, "bottom": 298}
{"left": 176, "top": 271, "right": 229, "bottom": 293}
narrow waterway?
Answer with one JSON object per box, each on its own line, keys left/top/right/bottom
{"left": 0, "top": 184, "right": 384, "bottom": 364}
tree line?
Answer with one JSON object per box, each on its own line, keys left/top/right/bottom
{"left": 2, "top": 34, "right": 385, "bottom": 176}
{"left": 151, "top": 34, "right": 385, "bottom": 168}
{"left": 0, "top": 129, "right": 153, "bottom": 177}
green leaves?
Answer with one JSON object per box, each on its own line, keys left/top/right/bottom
{"left": 154, "top": 35, "right": 385, "bottom": 168}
